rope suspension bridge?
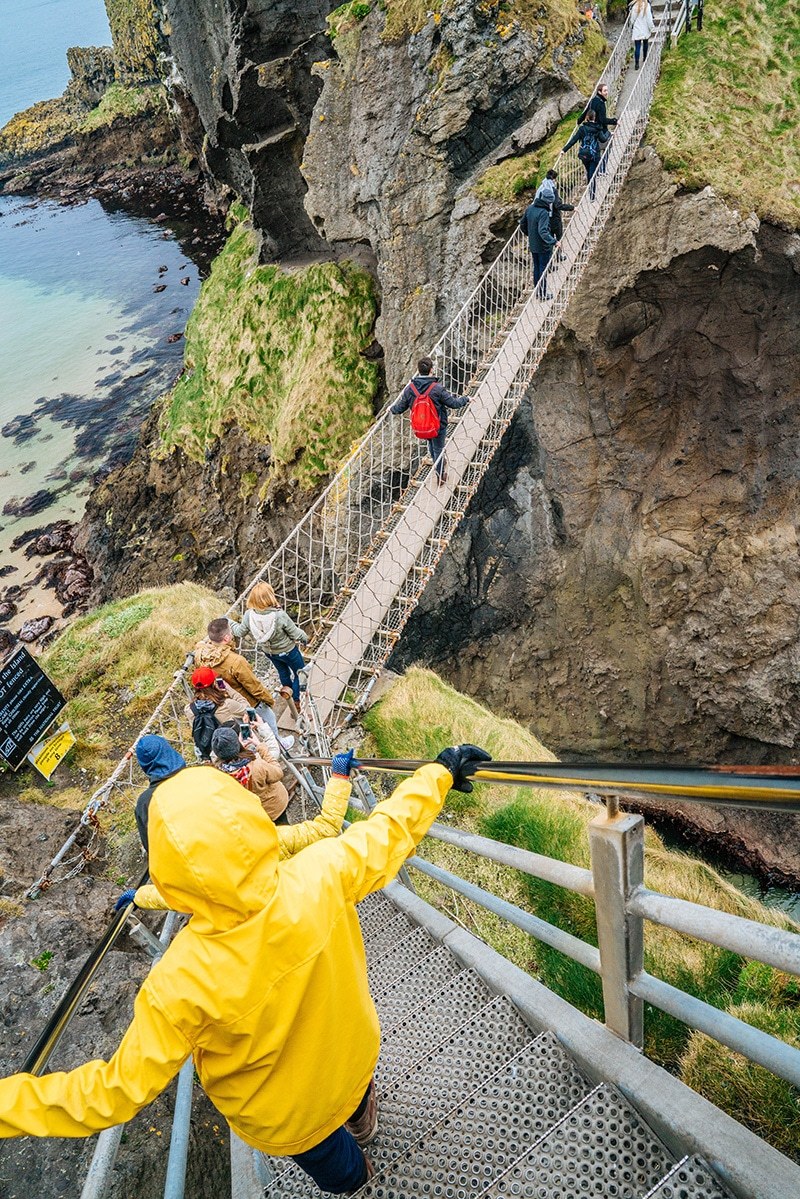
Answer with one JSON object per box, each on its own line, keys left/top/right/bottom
{"left": 14, "top": 8, "right": 800, "bottom": 1199}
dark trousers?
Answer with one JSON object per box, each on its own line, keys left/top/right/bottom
{"left": 427, "top": 427, "right": 447, "bottom": 478}
{"left": 532, "top": 249, "right": 552, "bottom": 296}
{"left": 291, "top": 1085, "right": 372, "bottom": 1194}
{"left": 634, "top": 38, "right": 649, "bottom": 67}
{"left": 583, "top": 155, "right": 600, "bottom": 199}
{"left": 268, "top": 646, "right": 306, "bottom": 702}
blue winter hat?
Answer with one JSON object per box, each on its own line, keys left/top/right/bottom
{"left": 135, "top": 735, "right": 186, "bottom": 781}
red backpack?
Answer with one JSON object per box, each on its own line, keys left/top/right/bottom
{"left": 409, "top": 381, "right": 441, "bottom": 440}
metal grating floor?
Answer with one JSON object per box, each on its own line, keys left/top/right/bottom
{"left": 640, "top": 1156, "right": 735, "bottom": 1199}
{"left": 242, "top": 892, "right": 737, "bottom": 1199}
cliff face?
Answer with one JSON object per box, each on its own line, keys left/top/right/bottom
{"left": 392, "top": 147, "right": 800, "bottom": 876}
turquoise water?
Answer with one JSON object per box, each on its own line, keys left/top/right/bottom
{"left": 0, "top": 0, "right": 111, "bottom": 127}
{"left": 0, "top": 195, "right": 201, "bottom": 575}
{"left": 0, "top": 1, "right": 206, "bottom": 626}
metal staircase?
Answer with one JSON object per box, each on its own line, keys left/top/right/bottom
{"left": 235, "top": 890, "right": 733, "bottom": 1199}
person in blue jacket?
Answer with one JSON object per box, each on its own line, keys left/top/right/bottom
{"left": 520, "top": 194, "right": 559, "bottom": 299}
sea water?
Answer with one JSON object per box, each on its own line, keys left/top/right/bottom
{"left": 0, "top": 0, "right": 203, "bottom": 621}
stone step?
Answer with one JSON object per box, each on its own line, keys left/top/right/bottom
{"left": 476, "top": 1084, "right": 674, "bottom": 1199}
{"left": 363, "top": 1030, "right": 593, "bottom": 1199}
{"left": 641, "top": 1155, "right": 736, "bottom": 1199}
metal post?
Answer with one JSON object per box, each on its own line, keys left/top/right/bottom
{"left": 589, "top": 810, "right": 644, "bottom": 1048}
{"left": 163, "top": 1060, "right": 194, "bottom": 1199}
{"left": 685, "top": 0, "right": 691, "bottom": 32}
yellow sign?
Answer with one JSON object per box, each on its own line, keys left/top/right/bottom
{"left": 27, "top": 722, "right": 75, "bottom": 781}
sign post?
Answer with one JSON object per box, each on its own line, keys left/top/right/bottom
{"left": 0, "top": 647, "right": 66, "bottom": 772}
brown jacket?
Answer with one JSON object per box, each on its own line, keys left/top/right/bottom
{"left": 240, "top": 744, "right": 289, "bottom": 821}
{"left": 193, "top": 639, "right": 274, "bottom": 708}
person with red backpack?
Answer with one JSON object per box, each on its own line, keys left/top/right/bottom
{"left": 391, "top": 356, "right": 469, "bottom": 484}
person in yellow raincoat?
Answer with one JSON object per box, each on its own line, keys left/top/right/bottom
{"left": 0, "top": 743, "right": 490, "bottom": 1194}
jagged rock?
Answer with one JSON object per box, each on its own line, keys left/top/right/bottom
{"left": 0, "top": 601, "right": 18, "bottom": 621}
{"left": 2, "top": 490, "right": 56, "bottom": 518}
{"left": 17, "top": 616, "right": 54, "bottom": 642}
{"left": 0, "top": 628, "right": 16, "bottom": 654}
{"left": 302, "top": 2, "right": 584, "bottom": 389}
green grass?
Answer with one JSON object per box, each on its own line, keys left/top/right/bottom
{"left": 649, "top": 0, "right": 800, "bottom": 228}
{"left": 158, "top": 217, "right": 379, "bottom": 490}
{"left": 363, "top": 667, "right": 800, "bottom": 1158}
{"left": 476, "top": 108, "right": 583, "bottom": 203}
{"left": 328, "top": 0, "right": 373, "bottom": 38}
{"left": 78, "top": 83, "right": 165, "bottom": 133}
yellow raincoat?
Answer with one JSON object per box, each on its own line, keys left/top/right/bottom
{"left": 0, "top": 762, "right": 452, "bottom": 1155}
{"left": 133, "top": 773, "right": 351, "bottom": 909}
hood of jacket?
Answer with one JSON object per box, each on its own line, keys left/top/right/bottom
{"left": 136, "top": 735, "right": 186, "bottom": 781}
{"left": 148, "top": 765, "right": 279, "bottom": 933}
{"left": 535, "top": 179, "right": 556, "bottom": 204}
{"left": 193, "top": 638, "right": 231, "bottom": 670}
{"left": 248, "top": 608, "right": 280, "bottom": 644}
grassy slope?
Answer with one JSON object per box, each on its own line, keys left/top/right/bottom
{"left": 476, "top": 108, "right": 583, "bottom": 203}
{"left": 363, "top": 667, "right": 800, "bottom": 1157}
{"left": 158, "top": 217, "right": 379, "bottom": 492}
{"left": 3, "top": 584, "right": 221, "bottom": 811}
{"left": 649, "top": 0, "right": 799, "bottom": 228}
{"left": 78, "top": 83, "right": 165, "bottom": 133}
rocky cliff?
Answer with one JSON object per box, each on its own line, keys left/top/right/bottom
{"left": 393, "top": 147, "right": 800, "bottom": 876}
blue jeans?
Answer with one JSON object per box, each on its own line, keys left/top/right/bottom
{"left": 532, "top": 249, "right": 552, "bottom": 296}
{"left": 290, "top": 1086, "right": 371, "bottom": 1193}
{"left": 427, "top": 427, "right": 447, "bottom": 479}
{"left": 269, "top": 646, "right": 306, "bottom": 702}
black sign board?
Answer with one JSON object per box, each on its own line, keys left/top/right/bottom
{"left": 0, "top": 646, "right": 65, "bottom": 771}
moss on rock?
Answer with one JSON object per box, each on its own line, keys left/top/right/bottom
{"left": 0, "top": 97, "right": 80, "bottom": 166}
{"left": 103, "top": 0, "right": 164, "bottom": 82}
{"left": 78, "top": 82, "right": 166, "bottom": 133}
{"left": 158, "top": 217, "right": 380, "bottom": 491}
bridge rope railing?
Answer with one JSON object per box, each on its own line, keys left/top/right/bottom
{"left": 27, "top": 10, "right": 665, "bottom": 897}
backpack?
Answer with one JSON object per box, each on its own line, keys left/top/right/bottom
{"left": 578, "top": 127, "right": 600, "bottom": 163}
{"left": 409, "top": 381, "right": 441, "bottom": 440}
{"left": 191, "top": 699, "right": 220, "bottom": 760}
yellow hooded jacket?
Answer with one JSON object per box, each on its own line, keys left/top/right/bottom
{"left": 133, "top": 773, "right": 351, "bottom": 910}
{"left": 0, "top": 763, "right": 452, "bottom": 1155}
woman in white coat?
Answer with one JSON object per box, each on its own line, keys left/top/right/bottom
{"left": 631, "top": 0, "right": 656, "bottom": 69}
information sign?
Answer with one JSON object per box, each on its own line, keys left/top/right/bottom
{"left": 27, "top": 722, "right": 75, "bottom": 781}
{"left": 0, "top": 646, "right": 66, "bottom": 771}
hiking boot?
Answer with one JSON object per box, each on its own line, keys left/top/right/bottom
{"left": 436, "top": 468, "right": 448, "bottom": 486}
{"left": 347, "top": 1152, "right": 375, "bottom": 1194}
{"left": 279, "top": 734, "right": 295, "bottom": 752}
{"left": 345, "top": 1081, "right": 378, "bottom": 1147}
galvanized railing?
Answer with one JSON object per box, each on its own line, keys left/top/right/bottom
{"left": 407, "top": 809, "right": 800, "bottom": 1090}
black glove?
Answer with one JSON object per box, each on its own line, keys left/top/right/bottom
{"left": 435, "top": 744, "right": 492, "bottom": 793}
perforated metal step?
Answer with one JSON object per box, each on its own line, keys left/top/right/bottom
{"left": 357, "top": 892, "right": 402, "bottom": 941}
{"left": 373, "top": 945, "right": 463, "bottom": 1031}
{"left": 367, "top": 926, "right": 440, "bottom": 993}
{"left": 363, "top": 912, "right": 416, "bottom": 963}
{"left": 477, "top": 1084, "right": 674, "bottom": 1199}
{"left": 261, "top": 994, "right": 536, "bottom": 1198}
{"left": 641, "top": 1156, "right": 735, "bottom": 1199}
{"left": 377, "top": 968, "right": 494, "bottom": 1087}
{"left": 364, "top": 1030, "right": 593, "bottom": 1199}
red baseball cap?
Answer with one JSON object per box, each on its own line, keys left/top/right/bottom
{"left": 191, "top": 666, "right": 217, "bottom": 688}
